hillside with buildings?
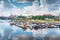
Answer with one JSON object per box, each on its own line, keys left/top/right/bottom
{"left": 9, "top": 14, "right": 60, "bottom": 23}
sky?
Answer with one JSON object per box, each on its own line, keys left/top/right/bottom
{"left": 0, "top": 0, "right": 60, "bottom": 17}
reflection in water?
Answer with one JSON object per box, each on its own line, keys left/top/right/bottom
{"left": 0, "top": 20, "right": 60, "bottom": 40}
{"left": 0, "top": 20, "right": 33, "bottom": 40}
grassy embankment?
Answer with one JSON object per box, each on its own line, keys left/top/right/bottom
{"left": 31, "top": 20, "right": 60, "bottom": 23}
{"left": 15, "top": 19, "right": 60, "bottom": 23}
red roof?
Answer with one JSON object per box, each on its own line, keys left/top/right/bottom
{"left": 43, "top": 14, "right": 52, "bottom": 16}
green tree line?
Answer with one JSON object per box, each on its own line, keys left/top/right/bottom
{"left": 17, "top": 15, "right": 55, "bottom": 20}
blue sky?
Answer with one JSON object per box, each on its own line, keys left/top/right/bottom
{"left": 0, "top": 0, "right": 60, "bottom": 16}
{"left": 0, "top": 0, "right": 40, "bottom": 8}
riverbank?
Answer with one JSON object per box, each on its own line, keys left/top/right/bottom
{"left": 15, "top": 20, "right": 60, "bottom": 23}
{"left": 31, "top": 20, "right": 60, "bottom": 23}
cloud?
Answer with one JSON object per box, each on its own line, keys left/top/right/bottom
{"left": 46, "top": 0, "right": 57, "bottom": 4}
{"left": 27, "top": 0, "right": 35, "bottom": 2}
{"left": 0, "top": 0, "right": 60, "bottom": 16}
{"left": 38, "top": 0, "right": 60, "bottom": 16}
{"left": 10, "top": 0, "right": 60, "bottom": 16}
{"left": 0, "top": 1, "right": 10, "bottom": 17}
{"left": 10, "top": 0, "right": 39, "bottom": 16}
{"left": 11, "top": 5, "right": 25, "bottom": 16}
{"left": 0, "top": 1, "right": 4, "bottom": 8}
{"left": 13, "top": 0, "right": 35, "bottom": 3}
{"left": 50, "top": 9, "right": 60, "bottom": 16}
{"left": 0, "top": 0, "right": 40, "bottom": 16}
{"left": 2, "top": 0, "right": 13, "bottom": 8}
{"left": 0, "top": 8, "right": 12, "bottom": 17}
{"left": 0, "top": 0, "right": 12, "bottom": 17}
{"left": 0, "top": 9, "right": 11, "bottom": 17}
{"left": 40, "top": 0, "right": 60, "bottom": 11}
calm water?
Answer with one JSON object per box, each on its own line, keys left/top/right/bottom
{"left": 0, "top": 20, "right": 33, "bottom": 40}
{"left": 0, "top": 20, "right": 60, "bottom": 40}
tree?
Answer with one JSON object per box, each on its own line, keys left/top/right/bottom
{"left": 18, "top": 16, "right": 26, "bottom": 18}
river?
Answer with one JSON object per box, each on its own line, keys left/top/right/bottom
{"left": 0, "top": 20, "right": 60, "bottom": 40}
